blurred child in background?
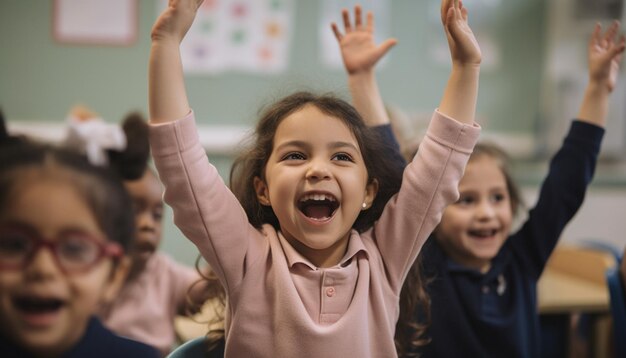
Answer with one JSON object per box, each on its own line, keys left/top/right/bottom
{"left": 63, "top": 106, "right": 218, "bottom": 356}
{"left": 0, "top": 124, "right": 159, "bottom": 357}
{"left": 404, "top": 22, "right": 624, "bottom": 357}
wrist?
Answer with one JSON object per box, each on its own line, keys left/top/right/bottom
{"left": 348, "top": 71, "right": 378, "bottom": 92}
{"left": 451, "top": 62, "right": 481, "bottom": 72}
{"left": 587, "top": 78, "right": 612, "bottom": 95}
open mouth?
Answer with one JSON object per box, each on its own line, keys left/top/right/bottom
{"left": 468, "top": 228, "right": 498, "bottom": 239}
{"left": 298, "top": 193, "right": 339, "bottom": 221}
{"left": 134, "top": 241, "right": 157, "bottom": 254}
{"left": 14, "top": 296, "right": 65, "bottom": 315}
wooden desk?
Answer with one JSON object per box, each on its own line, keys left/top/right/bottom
{"left": 538, "top": 267, "right": 610, "bottom": 314}
{"left": 538, "top": 245, "right": 615, "bottom": 314}
{"left": 537, "top": 245, "right": 616, "bottom": 357}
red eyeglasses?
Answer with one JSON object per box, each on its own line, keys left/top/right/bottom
{"left": 0, "top": 224, "right": 123, "bottom": 275}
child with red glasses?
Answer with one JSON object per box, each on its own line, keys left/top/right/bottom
{"left": 0, "top": 137, "right": 159, "bottom": 357}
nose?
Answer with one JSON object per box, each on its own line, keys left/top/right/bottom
{"left": 136, "top": 210, "right": 156, "bottom": 232}
{"left": 475, "top": 200, "right": 496, "bottom": 220}
{"left": 305, "top": 159, "right": 332, "bottom": 181}
{"left": 25, "top": 247, "right": 61, "bottom": 279}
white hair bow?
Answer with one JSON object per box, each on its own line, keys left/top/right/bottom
{"left": 64, "top": 115, "right": 127, "bottom": 166}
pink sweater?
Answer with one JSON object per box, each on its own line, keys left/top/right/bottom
{"left": 99, "top": 253, "right": 199, "bottom": 356}
{"left": 149, "top": 110, "right": 479, "bottom": 357}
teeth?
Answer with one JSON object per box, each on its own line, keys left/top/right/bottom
{"left": 299, "top": 194, "right": 336, "bottom": 202}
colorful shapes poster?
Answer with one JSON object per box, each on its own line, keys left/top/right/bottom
{"left": 160, "top": 0, "right": 294, "bottom": 74}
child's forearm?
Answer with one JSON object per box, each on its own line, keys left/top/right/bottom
{"left": 438, "top": 64, "right": 480, "bottom": 125}
{"left": 577, "top": 81, "right": 610, "bottom": 128}
{"left": 149, "top": 40, "right": 191, "bottom": 124}
{"left": 348, "top": 71, "right": 390, "bottom": 126}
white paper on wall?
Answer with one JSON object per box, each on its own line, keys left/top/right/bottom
{"left": 54, "top": 0, "right": 137, "bottom": 45}
{"left": 159, "top": 0, "right": 294, "bottom": 74}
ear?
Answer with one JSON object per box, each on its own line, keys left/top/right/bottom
{"left": 362, "top": 178, "right": 379, "bottom": 210}
{"left": 253, "top": 176, "right": 271, "bottom": 206}
{"left": 101, "top": 256, "right": 131, "bottom": 305}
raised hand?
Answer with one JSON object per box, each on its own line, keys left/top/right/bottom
{"left": 331, "top": 5, "right": 397, "bottom": 75}
{"left": 441, "top": 0, "right": 481, "bottom": 67}
{"left": 151, "top": 0, "right": 204, "bottom": 43}
{"left": 588, "top": 21, "right": 625, "bottom": 93}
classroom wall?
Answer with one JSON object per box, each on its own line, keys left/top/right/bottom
{"left": 8, "top": 0, "right": 625, "bottom": 267}
{"left": 0, "top": 0, "right": 546, "bottom": 132}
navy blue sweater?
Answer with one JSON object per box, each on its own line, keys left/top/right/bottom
{"left": 415, "top": 120, "right": 604, "bottom": 357}
{"left": 0, "top": 316, "right": 159, "bottom": 358}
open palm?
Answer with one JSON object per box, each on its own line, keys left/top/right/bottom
{"left": 441, "top": 0, "right": 481, "bottom": 66}
{"left": 588, "top": 21, "right": 625, "bottom": 92}
{"left": 332, "top": 6, "right": 397, "bottom": 75}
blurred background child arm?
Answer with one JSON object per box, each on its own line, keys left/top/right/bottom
{"left": 577, "top": 21, "right": 625, "bottom": 127}
{"left": 332, "top": 5, "right": 407, "bottom": 168}
{"left": 331, "top": 5, "right": 396, "bottom": 127}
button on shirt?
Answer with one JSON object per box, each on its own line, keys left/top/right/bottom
{"left": 280, "top": 233, "right": 359, "bottom": 325}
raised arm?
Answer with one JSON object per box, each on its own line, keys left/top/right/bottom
{"left": 331, "top": 5, "right": 397, "bottom": 127}
{"left": 149, "top": 0, "right": 204, "bottom": 124}
{"left": 438, "top": 0, "right": 481, "bottom": 125}
{"left": 577, "top": 21, "right": 625, "bottom": 127}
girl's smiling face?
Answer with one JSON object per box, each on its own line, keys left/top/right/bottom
{"left": 434, "top": 155, "right": 513, "bottom": 273}
{"left": 0, "top": 180, "right": 128, "bottom": 357}
{"left": 254, "top": 105, "right": 377, "bottom": 268}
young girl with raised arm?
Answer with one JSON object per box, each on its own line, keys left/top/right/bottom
{"left": 148, "top": 0, "right": 480, "bottom": 356}
{"left": 405, "top": 22, "right": 624, "bottom": 357}
{"left": 0, "top": 140, "right": 159, "bottom": 357}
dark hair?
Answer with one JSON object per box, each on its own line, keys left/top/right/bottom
{"left": 0, "top": 108, "right": 7, "bottom": 139}
{"left": 0, "top": 142, "right": 135, "bottom": 251}
{"left": 395, "top": 253, "right": 431, "bottom": 356}
{"left": 230, "top": 91, "right": 403, "bottom": 233}
{"left": 108, "top": 111, "right": 151, "bottom": 181}
{"left": 0, "top": 108, "right": 28, "bottom": 148}
{"left": 469, "top": 142, "right": 523, "bottom": 216}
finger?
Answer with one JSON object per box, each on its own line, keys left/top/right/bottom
{"left": 355, "top": 5, "right": 362, "bottom": 30}
{"left": 611, "top": 35, "right": 626, "bottom": 57}
{"left": 603, "top": 20, "right": 619, "bottom": 45}
{"left": 592, "top": 23, "right": 602, "bottom": 43}
{"left": 441, "top": 0, "right": 454, "bottom": 25}
{"left": 342, "top": 8, "right": 352, "bottom": 33}
{"left": 460, "top": 4, "right": 468, "bottom": 22}
{"left": 367, "top": 11, "right": 374, "bottom": 33}
{"left": 590, "top": 23, "right": 602, "bottom": 49}
{"left": 445, "top": 6, "right": 459, "bottom": 36}
{"left": 378, "top": 38, "right": 398, "bottom": 55}
{"left": 371, "top": 38, "right": 398, "bottom": 64}
{"left": 331, "top": 22, "right": 343, "bottom": 42}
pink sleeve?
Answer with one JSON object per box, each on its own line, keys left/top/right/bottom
{"left": 149, "top": 112, "right": 265, "bottom": 295}
{"left": 372, "top": 110, "right": 480, "bottom": 292}
{"left": 162, "top": 255, "right": 202, "bottom": 314}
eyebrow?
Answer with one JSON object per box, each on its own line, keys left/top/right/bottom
{"left": 275, "top": 140, "right": 360, "bottom": 152}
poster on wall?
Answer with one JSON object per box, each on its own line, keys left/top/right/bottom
{"left": 53, "top": 0, "right": 137, "bottom": 45}
{"left": 319, "top": 0, "right": 391, "bottom": 69}
{"left": 161, "top": 0, "right": 294, "bottom": 74}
